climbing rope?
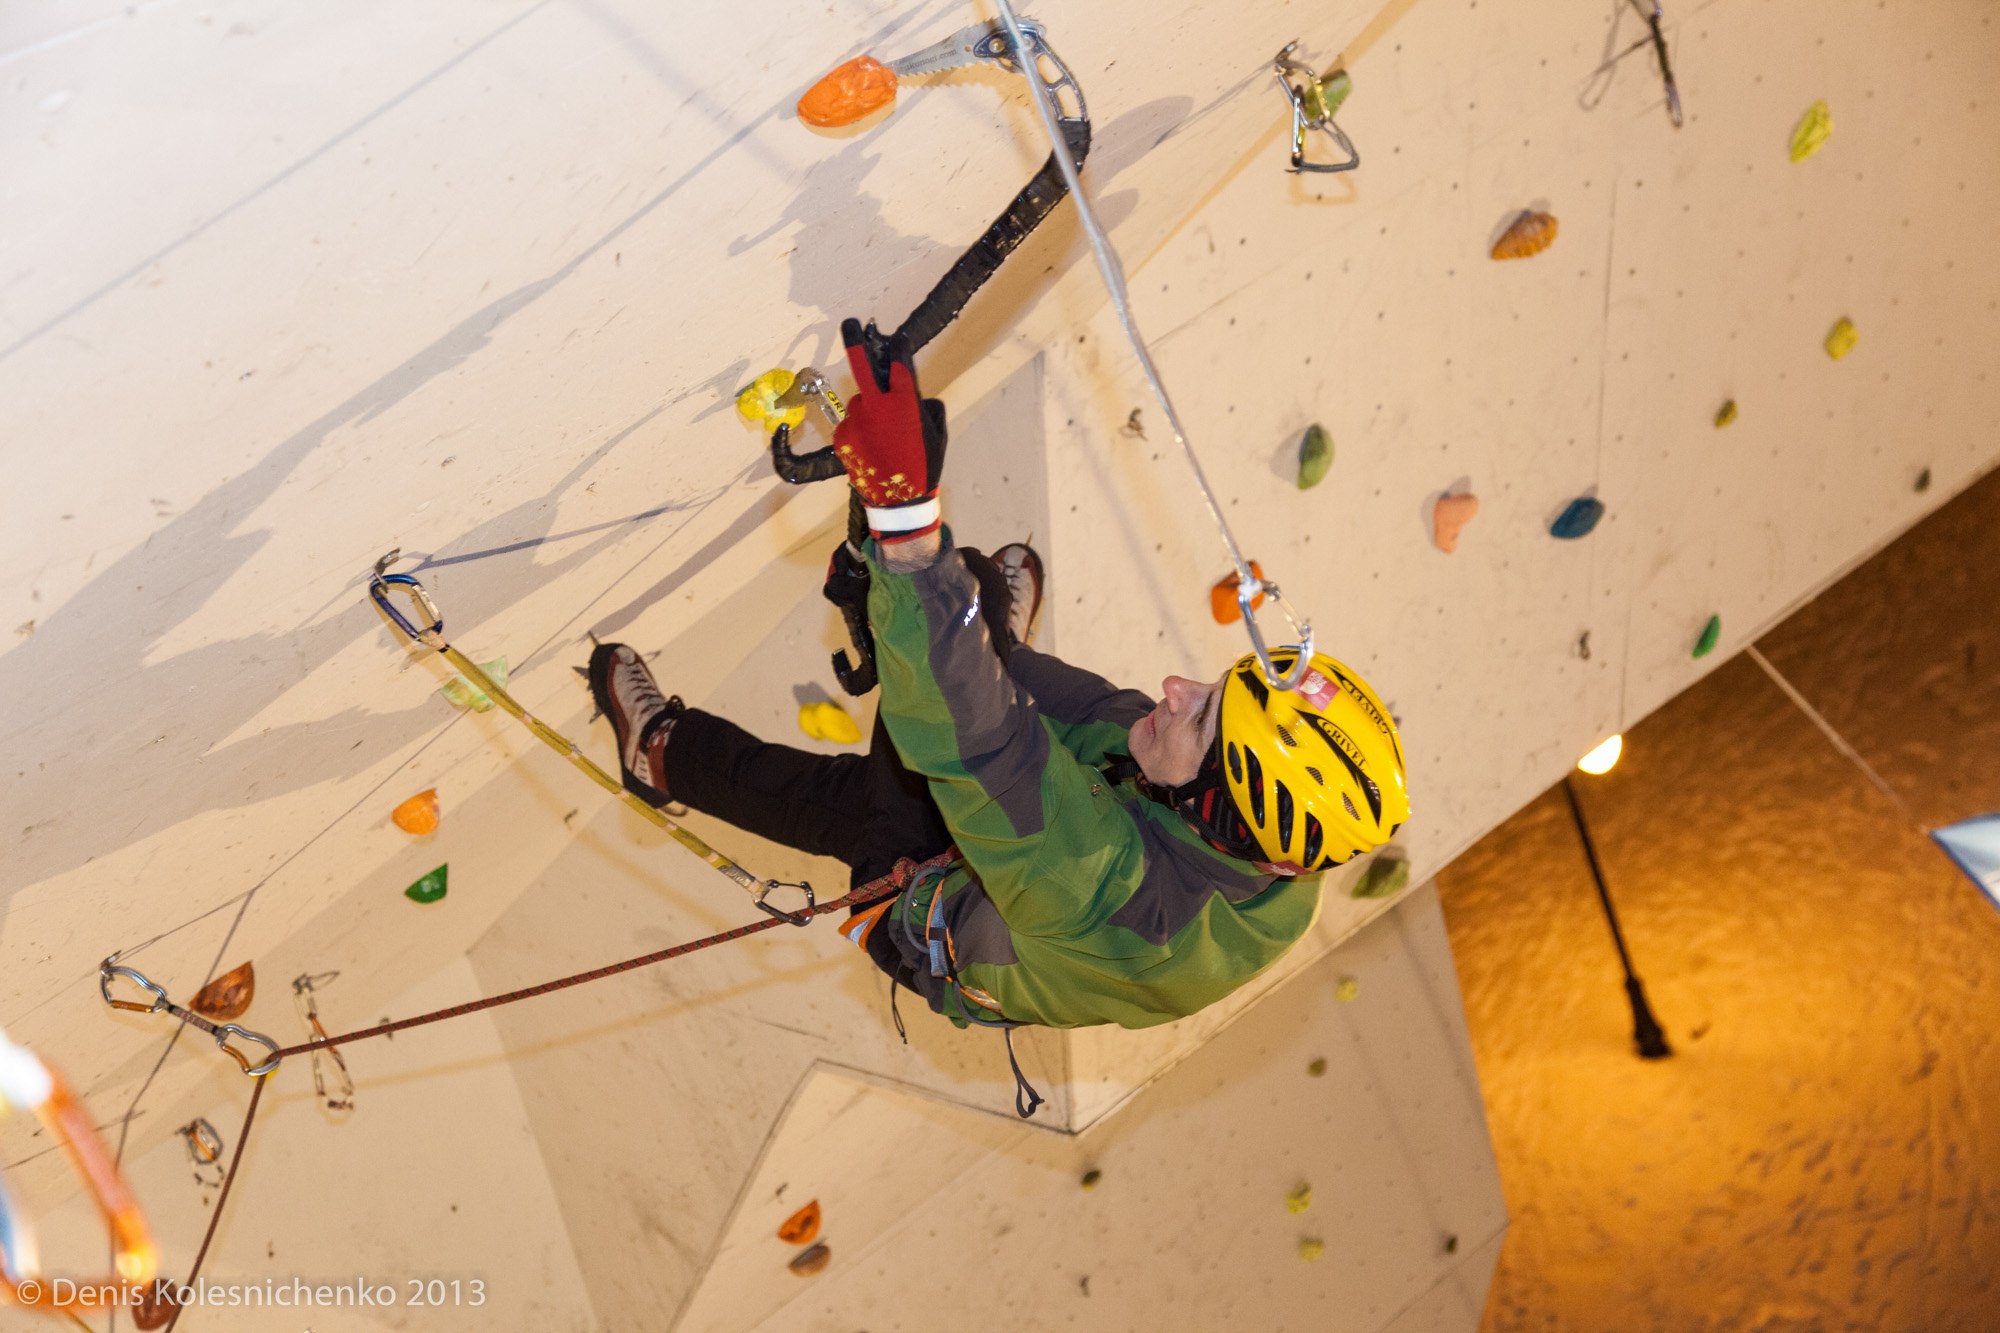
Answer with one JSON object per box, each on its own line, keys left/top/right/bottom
{"left": 106, "top": 850, "right": 950, "bottom": 1329}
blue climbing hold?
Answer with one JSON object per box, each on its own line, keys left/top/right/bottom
{"left": 1550, "top": 497, "right": 1605, "bottom": 540}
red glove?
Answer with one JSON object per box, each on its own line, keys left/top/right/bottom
{"left": 833, "top": 319, "right": 948, "bottom": 543}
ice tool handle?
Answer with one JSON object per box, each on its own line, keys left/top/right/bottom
{"left": 766, "top": 15, "right": 1090, "bottom": 486}
{"left": 1273, "top": 42, "right": 1359, "bottom": 174}
{"left": 99, "top": 960, "right": 283, "bottom": 1077}
{"left": 366, "top": 561, "right": 815, "bottom": 925}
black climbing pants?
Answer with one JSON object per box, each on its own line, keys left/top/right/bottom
{"left": 652, "top": 546, "right": 1018, "bottom": 891}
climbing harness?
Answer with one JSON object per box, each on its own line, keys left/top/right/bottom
{"left": 291, "top": 973, "right": 354, "bottom": 1111}
{"left": 99, "top": 959, "right": 282, "bottom": 1077}
{"left": 1583, "top": 0, "right": 1683, "bottom": 128}
{"left": 367, "top": 553, "right": 815, "bottom": 925}
{"left": 1272, "top": 42, "right": 1359, "bottom": 174}
{"left": 0, "top": 1029, "right": 158, "bottom": 1318}
{"left": 992, "top": 0, "right": 1314, "bottom": 689}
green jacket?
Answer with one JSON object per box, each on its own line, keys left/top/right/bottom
{"left": 867, "top": 532, "right": 1322, "bottom": 1030}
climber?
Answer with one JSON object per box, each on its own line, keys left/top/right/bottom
{"left": 588, "top": 320, "right": 1410, "bottom": 1033}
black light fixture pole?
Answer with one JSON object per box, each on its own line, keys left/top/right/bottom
{"left": 1562, "top": 775, "right": 1672, "bottom": 1059}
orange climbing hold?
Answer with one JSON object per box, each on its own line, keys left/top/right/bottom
{"left": 1432, "top": 493, "right": 1479, "bottom": 553}
{"left": 392, "top": 788, "right": 440, "bottom": 835}
{"left": 777, "top": 1199, "right": 822, "bottom": 1246}
{"left": 1491, "top": 211, "right": 1559, "bottom": 260}
{"left": 1211, "top": 562, "right": 1267, "bottom": 624}
{"left": 189, "top": 961, "right": 255, "bottom": 1022}
{"left": 798, "top": 56, "right": 898, "bottom": 128}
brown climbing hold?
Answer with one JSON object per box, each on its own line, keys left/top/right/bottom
{"left": 1432, "top": 493, "right": 1479, "bottom": 553}
{"left": 392, "top": 788, "right": 440, "bottom": 835}
{"left": 1491, "top": 211, "right": 1558, "bottom": 260}
{"left": 798, "top": 56, "right": 898, "bottom": 127}
{"left": 132, "top": 1279, "right": 180, "bottom": 1330}
{"left": 1211, "top": 562, "right": 1267, "bottom": 624}
{"left": 190, "top": 961, "right": 255, "bottom": 1021}
{"left": 789, "top": 1241, "right": 831, "bottom": 1276}
{"left": 777, "top": 1199, "right": 822, "bottom": 1246}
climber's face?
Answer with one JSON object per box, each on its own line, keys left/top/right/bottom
{"left": 1131, "top": 673, "right": 1226, "bottom": 788}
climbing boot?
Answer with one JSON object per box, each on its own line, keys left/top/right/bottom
{"left": 993, "top": 542, "right": 1044, "bottom": 647}
{"left": 586, "top": 642, "right": 684, "bottom": 806}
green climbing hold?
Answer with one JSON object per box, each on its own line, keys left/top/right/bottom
{"left": 1307, "top": 1057, "right": 1327, "bottom": 1077}
{"left": 1351, "top": 848, "right": 1409, "bottom": 900}
{"left": 405, "top": 864, "right": 449, "bottom": 904}
{"left": 1297, "top": 423, "right": 1334, "bottom": 490}
{"left": 439, "top": 657, "right": 508, "bottom": 713}
{"left": 1692, "top": 615, "right": 1722, "bottom": 659}
{"left": 1285, "top": 1183, "right": 1313, "bottom": 1215}
{"left": 1302, "top": 69, "right": 1351, "bottom": 124}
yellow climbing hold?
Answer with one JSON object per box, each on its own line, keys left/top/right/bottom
{"left": 1335, "top": 976, "right": 1360, "bottom": 1003}
{"left": 1307, "top": 1057, "right": 1327, "bottom": 1077}
{"left": 1286, "top": 1183, "right": 1313, "bottom": 1215}
{"left": 736, "top": 368, "right": 807, "bottom": 430}
{"left": 439, "top": 657, "right": 507, "bottom": 713}
{"left": 1789, "top": 100, "right": 1832, "bottom": 162}
{"left": 1298, "top": 1237, "right": 1326, "bottom": 1262}
{"left": 1825, "top": 317, "right": 1858, "bottom": 360}
{"left": 1080, "top": 1168, "right": 1103, "bottom": 1190}
{"left": 1714, "top": 399, "right": 1738, "bottom": 428}
{"left": 798, "top": 700, "right": 862, "bottom": 745}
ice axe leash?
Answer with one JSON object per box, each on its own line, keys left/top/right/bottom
{"left": 367, "top": 554, "right": 815, "bottom": 926}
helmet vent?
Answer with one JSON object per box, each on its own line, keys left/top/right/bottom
{"left": 1276, "top": 783, "right": 1294, "bottom": 850}
{"left": 1227, "top": 742, "right": 1243, "bottom": 783}
{"left": 1276, "top": 724, "right": 1299, "bottom": 748}
{"left": 1303, "top": 815, "right": 1324, "bottom": 868}
{"left": 1245, "top": 750, "right": 1266, "bottom": 826}
{"left": 1341, "top": 792, "right": 1360, "bottom": 822}
{"left": 1304, "top": 765, "right": 1325, "bottom": 786}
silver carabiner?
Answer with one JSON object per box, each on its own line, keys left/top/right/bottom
{"left": 1273, "top": 41, "right": 1358, "bottom": 174}
{"left": 1235, "top": 577, "right": 1314, "bottom": 691}
{"left": 99, "top": 962, "right": 168, "bottom": 1015}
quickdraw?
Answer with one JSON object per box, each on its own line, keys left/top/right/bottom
{"left": 1272, "top": 41, "right": 1359, "bottom": 174}
{"left": 291, "top": 973, "right": 354, "bottom": 1112}
{"left": 367, "top": 554, "right": 815, "bottom": 926}
{"left": 99, "top": 960, "right": 282, "bottom": 1077}
{"left": 0, "top": 1029, "right": 157, "bottom": 1318}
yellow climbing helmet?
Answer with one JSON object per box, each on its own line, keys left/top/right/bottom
{"left": 1217, "top": 648, "right": 1410, "bottom": 873}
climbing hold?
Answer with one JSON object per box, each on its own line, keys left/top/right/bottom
{"left": 1285, "top": 1183, "right": 1313, "bottom": 1214}
{"left": 1825, "top": 316, "right": 1858, "bottom": 360}
{"left": 189, "top": 962, "right": 255, "bottom": 1022}
{"left": 735, "top": 368, "right": 808, "bottom": 431}
{"left": 1491, "top": 211, "right": 1558, "bottom": 260}
{"left": 798, "top": 55, "right": 898, "bottom": 127}
{"left": 1211, "top": 561, "right": 1268, "bottom": 624}
{"left": 777, "top": 1200, "right": 822, "bottom": 1247}
{"left": 132, "top": 1280, "right": 179, "bottom": 1330}
{"left": 1296, "top": 423, "right": 1334, "bottom": 490}
{"left": 1352, "top": 847, "right": 1409, "bottom": 899}
{"left": 1307, "top": 1057, "right": 1327, "bottom": 1077}
{"left": 405, "top": 864, "right": 449, "bottom": 905}
{"left": 391, "top": 788, "right": 440, "bottom": 836}
{"left": 1789, "top": 99, "right": 1832, "bottom": 162}
{"left": 1298, "top": 1237, "right": 1326, "bottom": 1263}
{"left": 438, "top": 657, "right": 508, "bottom": 713}
{"left": 1915, "top": 467, "right": 1932, "bottom": 493}
{"left": 1080, "top": 1168, "right": 1102, "bottom": 1191}
{"left": 1444, "top": 1233, "right": 1460, "bottom": 1254}
{"left": 1302, "top": 68, "right": 1352, "bottom": 124}
{"left": 1549, "top": 496, "right": 1605, "bottom": 540}
{"left": 798, "top": 700, "right": 862, "bottom": 745}
{"left": 788, "top": 1241, "right": 832, "bottom": 1276}
{"left": 1334, "top": 976, "right": 1360, "bottom": 1003}
{"left": 1432, "top": 493, "right": 1479, "bottom": 553}
{"left": 1714, "top": 399, "right": 1739, "bottom": 429}
{"left": 1692, "top": 614, "right": 1722, "bottom": 659}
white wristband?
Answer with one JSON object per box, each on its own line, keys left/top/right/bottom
{"left": 865, "top": 497, "right": 941, "bottom": 534}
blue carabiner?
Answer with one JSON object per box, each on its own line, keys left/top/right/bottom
{"left": 369, "top": 572, "right": 444, "bottom": 646}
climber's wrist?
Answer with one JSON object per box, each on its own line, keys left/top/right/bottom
{"left": 876, "top": 525, "right": 944, "bottom": 572}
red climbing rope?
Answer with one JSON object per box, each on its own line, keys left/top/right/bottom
{"left": 153, "top": 850, "right": 950, "bottom": 1327}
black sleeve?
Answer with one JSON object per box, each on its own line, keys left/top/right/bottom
{"left": 1005, "top": 644, "right": 1155, "bottom": 731}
